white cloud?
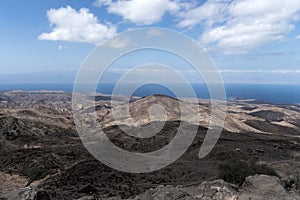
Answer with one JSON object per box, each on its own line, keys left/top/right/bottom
{"left": 39, "top": 6, "right": 117, "bottom": 44}
{"left": 40, "top": 1, "right": 300, "bottom": 53}
{"left": 208, "top": 0, "right": 300, "bottom": 53}
{"left": 58, "top": 45, "right": 63, "bottom": 50}
{"left": 94, "top": 0, "right": 112, "bottom": 6}
{"left": 177, "top": 0, "right": 229, "bottom": 28}
{"left": 146, "top": 29, "right": 162, "bottom": 37}
{"left": 219, "top": 69, "right": 300, "bottom": 74}
{"left": 296, "top": 35, "right": 300, "bottom": 40}
{"left": 177, "top": 0, "right": 300, "bottom": 53}
{"left": 269, "top": 69, "right": 300, "bottom": 74}
{"left": 95, "top": 0, "right": 180, "bottom": 25}
{"left": 105, "top": 36, "right": 129, "bottom": 49}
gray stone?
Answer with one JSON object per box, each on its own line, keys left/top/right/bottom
{"left": 238, "top": 175, "right": 300, "bottom": 200}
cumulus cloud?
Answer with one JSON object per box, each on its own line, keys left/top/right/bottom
{"left": 40, "top": 1, "right": 300, "bottom": 53}
{"left": 177, "top": 0, "right": 300, "bottom": 53}
{"left": 38, "top": 6, "right": 117, "bottom": 44}
{"left": 95, "top": 0, "right": 180, "bottom": 25}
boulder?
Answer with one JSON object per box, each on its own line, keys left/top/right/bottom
{"left": 131, "top": 180, "right": 238, "bottom": 200}
{"left": 133, "top": 185, "right": 196, "bottom": 200}
{"left": 238, "top": 175, "right": 300, "bottom": 200}
{"left": 183, "top": 179, "right": 238, "bottom": 200}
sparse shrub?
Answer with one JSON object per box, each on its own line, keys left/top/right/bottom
{"left": 217, "top": 158, "right": 277, "bottom": 185}
{"left": 284, "top": 174, "right": 300, "bottom": 192}
{"left": 0, "top": 140, "right": 13, "bottom": 169}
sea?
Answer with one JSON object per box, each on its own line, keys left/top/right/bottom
{"left": 0, "top": 83, "right": 300, "bottom": 105}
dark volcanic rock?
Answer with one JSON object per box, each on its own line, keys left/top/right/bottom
{"left": 0, "top": 116, "right": 26, "bottom": 140}
{"left": 249, "top": 110, "right": 285, "bottom": 122}
{"left": 35, "top": 190, "right": 50, "bottom": 200}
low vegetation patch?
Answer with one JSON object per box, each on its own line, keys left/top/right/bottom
{"left": 218, "top": 158, "right": 277, "bottom": 185}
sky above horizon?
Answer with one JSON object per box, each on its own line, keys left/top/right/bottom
{"left": 0, "top": 0, "right": 300, "bottom": 84}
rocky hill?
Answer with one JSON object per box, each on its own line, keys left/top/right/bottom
{"left": 89, "top": 93, "right": 300, "bottom": 135}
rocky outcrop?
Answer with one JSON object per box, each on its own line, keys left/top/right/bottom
{"left": 238, "top": 175, "right": 300, "bottom": 200}
{"left": 0, "top": 187, "right": 35, "bottom": 200}
{"left": 2, "top": 175, "right": 299, "bottom": 200}
{"left": 127, "top": 175, "right": 300, "bottom": 200}
{"left": 131, "top": 180, "right": 238, "bottom": 200}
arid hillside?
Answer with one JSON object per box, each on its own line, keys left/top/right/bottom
{"left": 1, "top": 91, "right": 300, "bottom": 200}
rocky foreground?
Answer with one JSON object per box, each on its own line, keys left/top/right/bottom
{"left": 1, "top": 91, "right": 300, "bottom": 200}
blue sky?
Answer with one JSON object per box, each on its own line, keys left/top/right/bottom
{"left": 0, "top": 0, "right": 300, "bottom": 84}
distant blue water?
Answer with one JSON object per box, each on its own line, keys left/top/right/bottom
{"left": 0, "top": 83, "right": 299, "bottom": 105}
